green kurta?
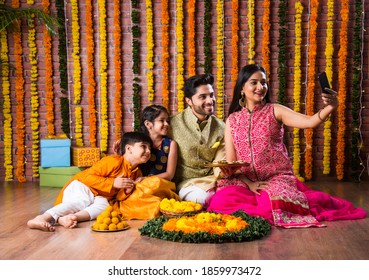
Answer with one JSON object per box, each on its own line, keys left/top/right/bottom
{"left": 170, "top": 107, "right": 225, "bottom": 191}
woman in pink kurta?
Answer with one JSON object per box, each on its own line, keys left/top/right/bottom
{"left": 207, "top": 64, "right": 366, "bottom": 228}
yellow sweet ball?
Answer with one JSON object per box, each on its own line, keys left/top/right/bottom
{"left": 105, "top": 205, "right": 113, "bottom": 213}
{"left": 111, "top": 211, "right": 119, "bottom": 218}
{"left": 108, "top": 223, "right": 117, "bottom": 231}
{"left": 111, "top": 217, "right": 120, "bottom": 225}
{"left": 92, "top": 221, "right": 100, "bottom": 230}
{"left": 103, "top": 217, "right": 111, "bottom": 225}
{"left": 96, "top": 216, "right": 104, "bottom": 224}
{"left": 98, "top": 223, "right": 109, "bottom": 230}
{"left": 117, "top": 221, "right": 127, "bottom": 230}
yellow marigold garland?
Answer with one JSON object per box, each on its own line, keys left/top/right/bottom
{"left": 0, "top": 17, "right": 13, "bottom": 181}
{"left": 176, "top": 0, "right": 185, "bottom": 112}
{"left": 114, "top": 0, "right": 123, "bottom": 142}
{"left": 323, "top": 0, "right": 334, "bottom": 175}
{"left": 293, "top": 1, "right": 304, "bottom": 181}
{"left": 336, "top": 0, "right": 349, "bottom": 180}
{"left": 162, "top": 0, "right": 170, "bottom": 109}
{"left": 216, "top": 0, "right": 224, "bottom": 119}
{"left": 304, "top": 0, "right": 318, "bottom": 180}
{"left": 188, "top": 0, "right": 196, "bottom": 76}
{"left": 70, "top": 0, "right": 82, "bottom": 105}
{"left": 12, "top": 0, "right": 26, "bottom": 183}
{"left": 247, "top": 0, "right": 255, "bottom": 64}
{"left": 231, "top": 0, "right": 239, "bottom": 88}
{"left": 74, "top": 106, "right": 83, "bottom": 147}
{"left": 28, "top": 16, "right": 40, "bottom": 177}
{"left": 98, "top": 0, "right": 109, "bottom": 152}
{"left": 86, "top": 0, "right": 97, "bottom": 147}
{"left": 146, "top": 0, "right": 155, "bottom": 103}
{"left": 261, "top": 0, "right": 270, "bottom": 75}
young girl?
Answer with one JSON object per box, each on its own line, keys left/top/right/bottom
{"left": 111, "top": 105, "right": 180, "bottom": 219}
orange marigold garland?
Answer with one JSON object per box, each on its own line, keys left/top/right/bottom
{"left": 176, "top": 0, "right": 185, "bottom": 112}
{"left": 86, "top": 0, "right": 97, "bottom": 147}
{"left": 323, "top": 0, "right": 334, "bottom": 175}
{"left": 261, "top": 0, "right": 270, "bottom": 75}
{"left": 336, "top": 0, "right": 349, "bottom": 180}
{"left": 114, "top": 0, "right": 123, "bottom": 142}
{"left": 162, "top": 0, "right": 170, "bottom": 109}
{"left": 12, "top": 0, "right": 26, "bottom": 183}
{"left": 216, "top": 0, "right": 224, "bottom": 119}
{"left": 304, "top": 0, "right": 318, "bottom": 180}
{"left": 188, "top": 0, "right": 196, "bottom": 76}
{"left": 231, "top": 0, "right": 239, "bottom": 88}
{"left": 0, "top": 14, "right": 13, "bottom": 181}
{"left": 146, "top": 0, "right": 155, "bottom": 103}
{"left": 247, "top": 0, "right": 255, "bottom": 63}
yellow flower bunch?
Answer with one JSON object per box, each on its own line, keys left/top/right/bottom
{"left": 247, "top": 0, "right": 255, "bottom": 63}
{"left": 176, "top": 0, "right": 185, "bottom": 112}
{"left": 162, "top": 212, "right": 248, "bottom": 235}
{"left": 146, "top": 0, "right": 155, "bottom": 102}
{"left": 74, "top": 106, "right": 83, "bottom": 147}
{"left": 323, "top": 0, "right": 334, "bottom": 175}
{"left": 71, "top": 0, "right": 82, "bottom": 105}
{"left": 0, "top": 24, "right": 13, "bottom": 181}
{"left": 92, "top": 205, "right": 128, "bottom": 231}
{"left": 188, "top": 0, "right": 196, "bottom": 76}
{"left": 160, "top": 198, "right": 202, "bottom": 213}
{"left": 161, "top": 0, "right": 170, "bottom": 109}
{"left": 231, "top": 0, "right": 239, "bottom": 87}
{"left": 98, "top": 0, "right": 109, "bottom": 152}
{"left": 292, "top": 1, "right": 303, "bottom": 181}
{"left": 216, "top": 0, "right": 224, "bottom": 119}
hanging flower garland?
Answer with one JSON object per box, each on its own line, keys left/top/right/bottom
{"left": 247, "top": 0, "right": 255, "bottom": 64}
{"left": 139, "top": 211, "right": 271, "bottom": 243}
{"left": 323, "top": 0, "right": 334, "bottom": 175}
{"left": 176, "top": 0, "right": 185, "bottom": 112}
{"left": 203, "top": 0, "right": 212, "bottom": 74}
{"left": 0, "top": 12, "right": 13, "bottom": 181}
{"left": 292, "top": 1, "right": 304, "bottom": 181}
{"left": 231, "top": 0, "right": 239, "bottom": 87}
{"left": 86, "top": 0, "right": 97, "bottom": 147}
{"left": 28, "top": 16, "right": 40, "bottom": 177}
{"left": 12, "top": 0, "right": 26, "bottom": 183}
{"left": 114, "top": 0, "right": 123, "bottom": 142}
{"left": 161, "top": 0, "right": 170, "bottom": 109}
{"left": 98, "top": 0, "right": 109, "bottom": 152}
{"left": 216, "top": 0, "right": 224, "bottom": 119}
{"left": 261, "top": 0, "right": 270, "bottom": 75}
{"left": 304, "top": 0, "right": 318, "bottom": 180}
{"left": 56, "top": 0, "right": 71, "bottom": 137}
{"left": 336, "top": 0, "right": 349, "bottom": 180}
{"left": 146, "top": 0, "right": 155, "bottom": 103}
{"left": 188, "top": 0, "right": 196, "bottom": 76}
{"left": 43, "top": 0, "right": 55, "bottom": 137}
{"left": 74, "top": 106, "right": 83, "bottom": 147}
{"left": 277, "top": 0, "right": 287, "bottom": 105}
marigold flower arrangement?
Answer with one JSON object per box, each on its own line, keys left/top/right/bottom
{"left": 160, "top": 198, "right": 202, "bottom": 214}
{"left": 216, "top": 0, "right": 224, "bottom": 119}
{"left": 139, "top": 210, "right": 271, "bottom": 243}
{"left": 176, "top": 0, "right": 185, "bottom": 112}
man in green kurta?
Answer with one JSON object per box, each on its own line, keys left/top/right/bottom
{"left": 171, "top": 74, "right": 225, "bottom": 206}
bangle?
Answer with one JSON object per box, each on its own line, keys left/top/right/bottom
{"left": 318, "top": 109, "right": 330, "bottom": 122}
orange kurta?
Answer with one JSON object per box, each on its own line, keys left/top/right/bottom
{"left": 54, "top": 155, "right": 141, "bottom": 205}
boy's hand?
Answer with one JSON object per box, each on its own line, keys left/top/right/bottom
{"left": 114, "top": 174, "right": 135, "bottom": 195}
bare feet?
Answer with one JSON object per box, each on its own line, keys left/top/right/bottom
{"left": 58, "top": 214, "right": 78, "bottom": 228}
{"left": 27, "top": 215, "right": 55, "bottom": 232}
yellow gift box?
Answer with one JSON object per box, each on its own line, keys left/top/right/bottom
{"left": 72, "top": 147, "right": 101, "bottom": 167}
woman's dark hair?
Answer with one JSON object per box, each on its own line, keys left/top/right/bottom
{"left": 184, "top": 73, "right": 214, "bottom": 99}
{"left": 228, "top": 64, "right": 271, "bottom": 115}
{"left": 140, "top": 104, "right": 169, "bottom": 135}
{"left": 120, "top": 131, "right": 153, "bottom": 155}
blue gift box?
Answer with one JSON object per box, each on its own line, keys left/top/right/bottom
{"left": 40, "top": 139, "right": 71, "bottom": 167}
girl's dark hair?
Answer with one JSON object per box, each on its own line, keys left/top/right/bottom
{"left": 184, "top": 73, "right": 214, "bottom": 99}
{"left": 228, "top": 64, "right": 271, "bottom": 115}
{"left": 120, "top": 131, "right": 153, "bottom": 155}
{"left": 140, "top": 105, "right": 169, "bottom": 135}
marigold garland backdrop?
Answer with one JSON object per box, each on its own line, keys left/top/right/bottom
{"left": 0, "top": 0, "right": 368, "bottom": 182}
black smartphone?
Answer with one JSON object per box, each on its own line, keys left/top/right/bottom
{"left": 318, "top": 72, "right": 331, "bottom": 94}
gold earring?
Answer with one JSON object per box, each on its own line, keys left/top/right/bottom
{"left": 239, "top": 92, "right": 246, "bottom": 107}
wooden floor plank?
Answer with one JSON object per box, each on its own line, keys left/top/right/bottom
{"left": 0, "top": 181, "right": 368, "bottom": 260}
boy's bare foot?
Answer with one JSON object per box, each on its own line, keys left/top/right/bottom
{"left": 27, "top": 215, "right": 55, "bottom": 232}
{"left": 58, "top": 214, "right": 78, "bottom": 228}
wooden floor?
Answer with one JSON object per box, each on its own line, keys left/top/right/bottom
{"left": 0, "top": 179, "right": 368, "bottom": 260}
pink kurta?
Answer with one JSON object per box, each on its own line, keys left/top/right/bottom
{"left": 207, "top": 103, "right": 366, "bottom": 228}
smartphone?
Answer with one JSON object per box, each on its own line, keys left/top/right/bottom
{"left": 318, "top": 72, "right": 331, "bottom": 94}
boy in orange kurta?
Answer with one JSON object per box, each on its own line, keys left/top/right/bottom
{"left": 27, "top": 132, "right": 152, "bottom": 232}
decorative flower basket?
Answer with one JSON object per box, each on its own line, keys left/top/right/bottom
{"left": 160, "top": 209, "right": 202, "bottom": 218}
{"left": 159, "top": 198, "right": 202, "bottom": 217}
{"left": 139, "top": 210, "right": 272, "bottom": 243}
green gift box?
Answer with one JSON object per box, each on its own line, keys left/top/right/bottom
{"left": 39, "top": 166, "right": 84, "bottom": 188}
